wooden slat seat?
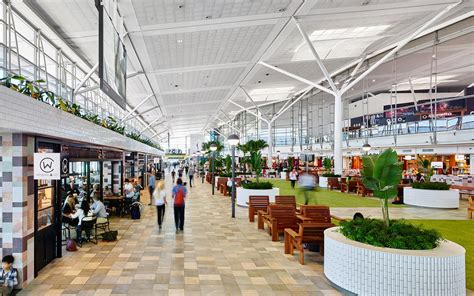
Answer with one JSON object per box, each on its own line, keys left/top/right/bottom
{"left": 297, "top": 205, "right": 332, "bottom": 223}
{"left": 248, "top": 196, "right": 269, "bottom": 222}
{"left": 468, "top": 196, "right": 474, "bottom": 219}
{"left": 258, "top": 205, "right": 298, "bottom": 241}
{"left": 284, "top": 222, "right": 334, "bottom": 264}
{"left": 328, "top": 177, "right": 340, "bottom": 190}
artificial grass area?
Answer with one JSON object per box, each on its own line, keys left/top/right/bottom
{"left": 407, "top": 220, "right": 474, "bottom": 290}
{"left": 261, "top": 178, "right": 404, "bottom": 208}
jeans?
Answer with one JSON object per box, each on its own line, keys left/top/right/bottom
{"left": 189, "top": 175, "right": 193, "bottom": 187}
{"left": 174, "top": 205, "right": 185, "bottom": 230}
{"left": 76, "top": 225, "right": 91, "bottom": 242}
{"left": 148, "top": 186, "right": 154, "bottom": 204}
{"left": 156, "top": 205, "right": 165, "bottom": 226}
{"left": 0, "top": 286, "right": 13, "bottom": 296}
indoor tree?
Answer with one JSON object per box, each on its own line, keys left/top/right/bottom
{"left": 361, "top": 148, "right": 403, "bottom": 227}
{"left": 241, "top": 139, "right": 268, "bottom": 183}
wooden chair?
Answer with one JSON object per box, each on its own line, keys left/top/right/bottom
{"left": 248, "top": 195, "right": 269, "bottom": 222}
{"left": 340, "top": 178, "right": 348, "bottom": 192}
{"left": 298, "top": 205, "right": 331, "bottom": 223}
{"left": 468, "top": 196, "right": 474, "bottom": 219}
{"left": 258, "top": 205, "right": 298, "bottom": 241}
{"left": 356, "top": 181, "right": 373, "bottom": 197}
{"left": 284, "top": 223, "right": 334, "bottom": 264}
{"left": 275, "top": 195, "right": 297, "bottom": 210}
{"left": 328, "top": 177, "right": 340, "bottom": 190}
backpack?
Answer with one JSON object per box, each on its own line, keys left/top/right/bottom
{"left": 66, "top": 239, "right": 77, "bottom": 252}
{"left": 174, "top": 187, "right": 185, "bottom": 206}
{"left": 102, "top": 230, "right": 118, "bottom": 241}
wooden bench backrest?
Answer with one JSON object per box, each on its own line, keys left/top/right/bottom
{"left": 300, "top": 205, "right": 331, "bottom": 223}
{"left": 267, "top": 205, "right": 297, "bottom": 228}
{"left": 328, "top": 177, "right": 339, "bottom": 184}
{"left": 249, "top": 196, "right": 269, "bottom": 207}
{"left": 275, "top": 195, "right": 296, "bottom": 208}
{"left": 297, "top": 223, "right": 330, "bottom": 243}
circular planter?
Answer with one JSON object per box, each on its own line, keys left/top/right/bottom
{"left": 319, "top": 176, "right": 328, "bottom": 188}
{"left": 404, "top": 187, "right": 460, "bottom": 209}
{"left": 236, "top": 187, "right": 280, "bottom": 207}
{"left": 324, "top": 227, "right": 466, "bottom": 296}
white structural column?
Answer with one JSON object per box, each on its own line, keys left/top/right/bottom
{"left": 267, "top": 123, "right": 273, "bottom": 169}
{"left": 333, "top": 92, "right": 343, "bottom": 174}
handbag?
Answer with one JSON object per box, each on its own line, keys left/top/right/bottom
{"left": 66, "top": 239, "right": 77, "bottom": 252}
{"left": 102, "top": 230, "right": 118, "bottom": 241}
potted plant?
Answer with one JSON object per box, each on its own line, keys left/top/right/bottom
{"left": 323, "top": 148, "right": 466, "bottom": 295}
{"left": 404, "top": 181, "right": 459, "bottom": 208}
{"left": 319, "top": 157, "right": 334, "bottom": 188}
{"left": 236, "top": 140, "right": 279, "bottom": 206}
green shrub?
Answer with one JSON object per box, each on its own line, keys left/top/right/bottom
{"left": 412, "top": 182, "right": 450, "bottom": 190}
{"left": 242, "top": 181, "right": 273, "bottom": 190}
{"left": 340, "top": 218, "right": 442, "bottom": 250}
{"left": 322, "top": 173, "right": 341, "bottom": 177}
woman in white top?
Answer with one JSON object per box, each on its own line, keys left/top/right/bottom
{"left": 153, "top": 180, "right": 167, "bottom": 230}
{"left": 289, "top": 168, "right": 298, "bottom": 189}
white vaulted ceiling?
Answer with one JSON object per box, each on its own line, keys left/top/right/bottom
{"left": 20, "top": 0, "right": 474, "bottom": 144}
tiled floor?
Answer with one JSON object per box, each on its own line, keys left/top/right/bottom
{"left": 20, "top": 176, "right": 341, "bottom": 296}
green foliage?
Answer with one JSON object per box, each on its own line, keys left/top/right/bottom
{"left": 417, "top": 156, "right": 434, "bottom": 178}
{"left": 0, "top": 74, "right": 161, "bottom": 150}
{"left": 242, "top": 181, "right": 273, "bottom": 190}
{"left": 224, "top": 155, "right": 232, "bottom": 174}
{"left": 323, "top": 158, "right": 332, "bottom": 172}
{"left": 340, "top": 218, "right": 443, "bottom": 250}
{"left": 361, "top": 148, "right": 403, "bottom": 227}
{"left": 238, "top": 140, "right": 268, "bottom": 183}
{"left": 412, "top": 182, "right": 450, "bottom": 190}
{"left": 287, "top": 156, "right": 294, "bottom": 171}
{"left": 202, "top": 141, "right": 224, "bottom": 155}
{"left": 322, "top": 173, "right": 341, "bottom": 177}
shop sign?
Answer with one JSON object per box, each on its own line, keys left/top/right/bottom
{"left": 153, "top": 158, "right": 160, "bottom": 164}
{"left": 431, "top": 161, "right": 443, "bottom": 169}
{"left": 60, "top": 155, "right": 69, "bottom": 178}
{"left": 34, "top": 153, "right": 61, "bottom": 180}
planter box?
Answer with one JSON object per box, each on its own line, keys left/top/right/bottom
{"left": 319, "top": 176, "right": 328, "bottom": 188}
{"left": 324, "top": 227, "right": 466, "bottom": 296}
{"left": 236, "top": 187, "right": 280, "bottom": 207}
{"left": 404, "top": 187, "right": 460, "bottom": 209}
{"left": 0, "top": 86, "right": 162, "bottom": 154}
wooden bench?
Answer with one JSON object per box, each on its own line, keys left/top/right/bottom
{"left": 275, "top": 195, "right": 298, "bottom": 212}
{"left": 248, "top": 195, "right": 269, "bottom": 222}
{"left": 258, "top": 205, "right": 298, "bottom": 241}
{"left": 468, "top": 196, "right": 474, "bottom": 219}
{"left": 284, "top": 222, "right": 334, "bottom": 264}
{"left": 328, "top": 177, "right": 340, "bottom": 190}
{"left": 297, "top": 205, "right": 332, "bottom": 223}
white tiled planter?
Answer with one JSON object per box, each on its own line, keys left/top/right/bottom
{"left": 404, "top": 187, "right": 460, "bottom": 209}
{"left": 324, "top": 227, "right": 466, "bottom": 296}
{"left": 236, "top": 187, "right": 280, "bottom": 207}
{"left": 0, "top": 86, "right": 163, "bottom": 154}
{"left": 319, "top": 176, "right": 328, "bottom": 188}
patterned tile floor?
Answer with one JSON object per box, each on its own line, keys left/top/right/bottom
{"left": 20, "top": 176, "right": 342, "bottom": 296}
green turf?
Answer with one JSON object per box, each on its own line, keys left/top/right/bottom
{"left": 407, "top": 220, "right": 474, "bottom": 290}
{"left": 261, "top": 178, "right": 404, "bottom": 208}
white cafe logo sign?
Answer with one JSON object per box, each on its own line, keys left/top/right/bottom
{"left": 34, "top": 153, "right": 61, "bottom": 180}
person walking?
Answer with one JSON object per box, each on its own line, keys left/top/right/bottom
{"left": 298, "top": 171, "right": 316, "bottom": 205}
{"left": 148, "top": 172, "right": 156, "bottom": 205}
{"left": 153, "top": 180, "right": 167, "bottom": 231}
{"left": 172, "top": 178, "right": 187, "bottom": 233}
{"left": 289, "top": 168, "right": 298, "bottom": 189}
{"left": 171, "top": 169, "right": 176, "bottom": 183}
{"left": 188, "top": 166, "right": 195, "bottom": 187}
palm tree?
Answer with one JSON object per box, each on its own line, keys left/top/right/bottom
{"left": 239, "top": 140, "right": 268, "bottom": 183}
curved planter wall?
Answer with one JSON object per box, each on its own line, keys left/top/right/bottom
{"left": 236, "top": 187, "right": 280, "bottom": 207}
{"left": 404, "top": 187, "right": 460, "bottom": 209}
{"left": 319, "top": 176, "right": 328, "bottom": 188}
{"left": 324, "top": 227, "right": 466, "bottom": 296}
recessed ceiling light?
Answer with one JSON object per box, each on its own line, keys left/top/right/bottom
{"left": 178, "top": 4, "right": 184, "bottom": 8}
{"left": 372, "top": 79, "right": 376, "bottom": 82}
{"left": 177, "top": 39, "right": 183, "bottom": 43}
{"left": 278, "top": 8, "right": 286, "bottom": 12}
{"left": 265, "top": 73, "right": 269, "bottom": 76}
{"left": 335, "top": 81, "right": 340, "bottom": 85}
{"left": 257, "top": 81, "right": 262, "bottom": 84}
{"left": 174, "top": 84, "right": 179, "bottom": 88}
{"left": 205, "top": 15, "right": 211, "bottom": 19}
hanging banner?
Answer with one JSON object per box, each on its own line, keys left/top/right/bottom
{"left": 34, "top": 153, "right": 61, "bottom": 180}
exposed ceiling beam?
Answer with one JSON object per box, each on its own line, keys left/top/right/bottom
{"left": 149, "top": 62, "right": 249, "bottom": 75}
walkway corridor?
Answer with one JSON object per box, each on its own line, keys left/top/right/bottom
{"left": 20, "top": 176, "right": 339, "bottom": 296}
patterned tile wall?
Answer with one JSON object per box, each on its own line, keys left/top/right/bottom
{"left": 112, "top": 162, "right": 121, "bottom": 194}
{"left": 0, "top": 133, "right": 35, "bottom": 286}
{"left": 103, "top": 161, "right": 112, "bottom": 189}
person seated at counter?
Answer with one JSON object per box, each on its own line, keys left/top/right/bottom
{"left": 90, "top": 183, "right": 100, "bottom": 199}
{"left": 104, "top": 185, "right": 114, "bottom": 197}
{"left": 68, "top": 200, "right": 91, "bottom": 245}
{"left": 133, "top": 180, "right": 143, "bottom": 201}
{"left": 62, "top": 195, "right": 79, "bottom": 226}
{"left": 91, "top": 194, "right": 108, "bottom": 224}
{"left": 124, "top": 179, "right": 134, "bottom": 198}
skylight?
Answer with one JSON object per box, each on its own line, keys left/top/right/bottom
{"left": 248, "top": 87, "right": 295, "bottom": 102}
{"left": 292, "top": 25, "right": 391, "bottom": 61}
